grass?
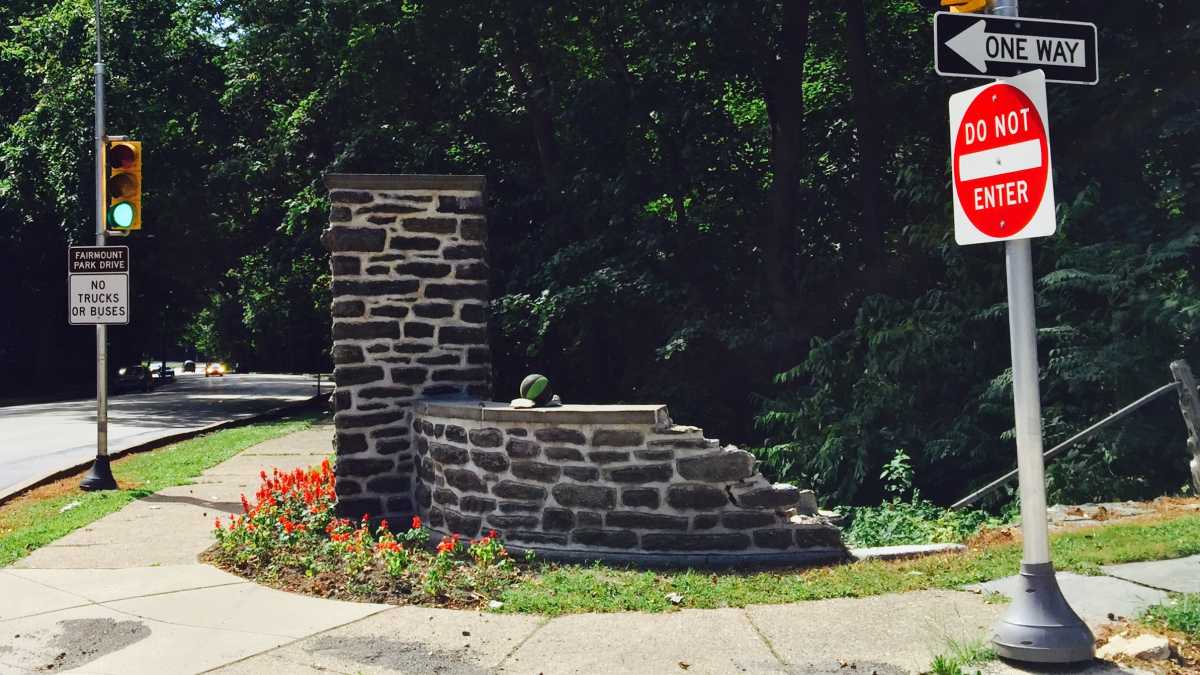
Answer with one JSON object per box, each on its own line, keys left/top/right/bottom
{"left": 0, "top": 412, "right": 321, "bottom": 567}
{"left": 496, "top": 513, "right": 1200, "bottom": 615}
{"left": 1141, "top": 594, "right": 1200, "bottom": 638}
{"left": 928, "top": 636, "right": 998, "bottom": 675}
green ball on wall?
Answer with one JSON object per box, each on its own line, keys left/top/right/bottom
{"left": 520, "top": 373, "right": 552, "bottom": 405}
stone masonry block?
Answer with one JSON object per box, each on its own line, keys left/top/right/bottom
{"left": 534, "top": 427, "right": 586, "bottom": 445}
{"left": 326, "top": 228, "right": 385, "bottom": 252}
{"left": 468, "top": 428, "right": 503, "bottom": 447}
{"left": 666, "top": 483, "right": 729, "bottom": 509}
{"left": 641, "top": 533, "right": 750, "bottom": 552}
{"left": 334, "top": 321, "right": 400, "bottom": 340}
{"left": 676, "top": 449, "right": 756, "bottom": 483}
{"left": 552, "top": 484, "right": 615, "bottom": 510}
{"left": 606, "top": 512, "right": 687, "bottom": 531}
{"left": 591, "top": 429, "right": 645, "bottom": 446}
{"left": 493, "top": 481, "right": 548, "bottom": 501}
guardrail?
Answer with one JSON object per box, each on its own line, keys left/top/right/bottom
{"left": 952, "top": 359, "right": 1200, "bottom": 510}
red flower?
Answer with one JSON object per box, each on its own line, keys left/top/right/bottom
{"left": 436, "top": 534, "right": 461, "bottom": 555}
{"left": 213, "top": 518, "right": 223, "bottom": 530}
{"left": 411, "top": 515, "right": 423, "bottom": 530}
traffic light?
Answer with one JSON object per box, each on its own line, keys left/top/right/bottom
{"left": 105, "top": 139, "right": 141, "bottom": 232}
{"left": 941, "top": 0, "right": 988, "bottom": 12}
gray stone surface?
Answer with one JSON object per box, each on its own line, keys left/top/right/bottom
{"left": 969, "top": 572, "right": 1171, "bottom": 625}
{"left": 417, "top": 400, "right": 669, "bottom": 426}
{"left": 746, "top": 590, "right": 1004, "bottom": 674}
{"left": 213, "top": 606, "right": 542, "bottom": 675}
{"left": 1103, "top": 554, "right": 1200, "bottom": 593}
{"left": 499, "top": 608, "right": 785, "bottom": 674}
{"left": 852, "top": 543, "right": 968, "bottom": 561}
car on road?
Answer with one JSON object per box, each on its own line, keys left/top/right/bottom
{"left": 182, "top": 360, "right": 195, "bottom": 373}
{"left": 205, "top": 362, "right": 227, "bottom": 377}
{"left": 112, "top": 365, "right": 152, "bottom": 392}
{"left": 152, "top": 365, "right": 175, "bottom": 383}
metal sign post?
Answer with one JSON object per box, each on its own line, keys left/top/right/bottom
{"left": 984, "top": 0, "right": 1093, "bottom": 664}
{"left": 80, "top": 0, "right": 117, "bottom": 491}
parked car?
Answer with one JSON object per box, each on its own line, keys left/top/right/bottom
{"left": 205, "top": 362, "right": 227, "bottom": 377}
{"left": 182, "top": 360, "right": 195, "bottom": 373}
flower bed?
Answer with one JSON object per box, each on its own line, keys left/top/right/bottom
{"left": 204, "top": 460, "right": 526, "bottom": 608}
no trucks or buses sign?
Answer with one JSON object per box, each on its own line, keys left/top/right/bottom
{"left": 68, "top": 245, "right": 130, "bottom": 325}
{"left": 948, "top": 69, "right": 1055, "bottom": 246}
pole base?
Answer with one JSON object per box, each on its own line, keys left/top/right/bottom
{"left": 992, "top": 562, "right": 1095, "bottom": 664}
{"left": 79, "top": 455, "right": 118, "bottom": 491}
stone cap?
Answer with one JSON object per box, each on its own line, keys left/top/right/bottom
{"left": 415, "top": 399, "right": 669, "bottom": 426}
{"left": 324, "top": 174, "right": 486, "bottom": 192}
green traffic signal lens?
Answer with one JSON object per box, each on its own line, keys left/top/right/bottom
{"left": 108, "top": 202, "right": 135, "bottom": 228}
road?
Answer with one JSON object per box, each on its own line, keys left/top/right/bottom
{"left": 0, "top": 372, "right": 326, "bottom": 499}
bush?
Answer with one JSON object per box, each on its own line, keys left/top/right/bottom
{"left": 844, "top": 498, "right": 996, "bottom": 548}
{"left": 841, "top": 449, "right": 1005, "bottom": 548}
{"left": 209, "top": 460, "right": 525, "bottom": 607}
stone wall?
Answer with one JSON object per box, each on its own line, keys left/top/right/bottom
{"left": 321, "top": 174, "right": 490, "bottom": 524}
{"left": 323, "top": 173, "right": 846, "bottom": 567}
{"left": 412, "top": 401, "right": 846, "bottom": 567}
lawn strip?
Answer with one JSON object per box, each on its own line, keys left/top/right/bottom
{"left": 496, "top": 513, "right": 1200, "bottom": 616}
{"left": 0, "top": 414, "right": 321, "bottom": 567}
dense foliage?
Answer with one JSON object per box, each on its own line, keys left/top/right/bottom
{"left": 1, "top": 1, "right": 1197, "bottom": 505}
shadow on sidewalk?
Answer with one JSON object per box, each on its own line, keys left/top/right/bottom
{"left": 141, "top": 492, "right": 242, "bottom": 515}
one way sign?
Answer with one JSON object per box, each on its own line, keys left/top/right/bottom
{"left": 934, "top": 12, "right": 1098, "bottom": 85}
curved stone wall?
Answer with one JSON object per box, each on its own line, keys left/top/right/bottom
{"left": 412, "top": 401, "right": 847, "bottom": 567}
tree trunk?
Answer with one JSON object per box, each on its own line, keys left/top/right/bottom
{"left": 845, "top": 0, "right": 885, "bottom": 270}
{"left": 764, "top": 0, "right": 812, "bottom": 334}
{"left": 496, "top": 17, "right": 562, "bottom": 196}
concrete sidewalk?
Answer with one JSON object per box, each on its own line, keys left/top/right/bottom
{"left": 0, "top": 424, "right": 1176, "bottom": 674}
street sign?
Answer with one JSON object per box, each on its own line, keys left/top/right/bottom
{"left": 949, "top": 69, "right": 1055, "bottom": 246}
{"left": 934, "top": 12, "right": 1098, "bottom": 85}
{"left": 68, "top": 245, "right": 130, "bottom": 325}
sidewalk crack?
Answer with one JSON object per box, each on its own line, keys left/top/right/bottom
{"left": 495, "top": 615, "right": 551, "bottom": 669}
{"left": 742, "top": 607, "right": 789, "bottom": 667}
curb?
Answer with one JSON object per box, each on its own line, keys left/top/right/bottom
{"left": 0, "top": 392, "right": 331, "bottom": 507}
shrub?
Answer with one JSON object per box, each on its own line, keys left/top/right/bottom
{"left": 842, "top": 449, "right": 1004, "bottom": 548}
{"left": 210, "top": 461, "right": 523, "bottom": 607}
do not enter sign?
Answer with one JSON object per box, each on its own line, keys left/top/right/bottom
{"left": 949, "top": 69, "right": 1055, "bottom": 245}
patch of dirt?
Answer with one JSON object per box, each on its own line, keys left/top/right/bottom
{"left": 199, "top": 545, "right": 518, "bottom": 611}
{"left": 1094, "top": 621, "right": 1200, "bottom": 675}
{"left": 300, "top": 634, "right": 490, "bottom": 674}
{"left": 1, "top": 618, "right": 152, "bottom": 673}
{"left": 966, "top": 495, "right": 1200, "bottom": 549}
{"left": 966, "top": 525, "right": 1020, "bottom": 549}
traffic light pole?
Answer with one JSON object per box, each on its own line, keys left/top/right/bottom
{"left": 987, "top": 0, "right": 1091, "bottom": 663}
{"left": 81, "top": 0, "right": 116, "bottom": 491}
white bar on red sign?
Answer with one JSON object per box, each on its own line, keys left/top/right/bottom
{"left": 958, "top": 138, "right": 1043, "bottom": 182}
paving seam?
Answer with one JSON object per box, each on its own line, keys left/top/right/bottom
{"left": 0, "top": 602, "right": 96, "bottom": 625}
{"left": 194, "top": 605, "right": 394, "bottom": 674}
{"left": 740, "top": 607, "right": 790, "bottom": 668}
{"left": 3, "top": 567, "right": 250, "bottom": 608}
{"left": 0, "top": 570, "right": 290, "bottom": 640}
{"left": 492, "top": 614, "right": 551, "bottom": 670}
{"left": 1100, "top": 570, "right": 1182, "bottom": 595}
{"left": 91, "top": 598, "right": 313, "bottom": 640}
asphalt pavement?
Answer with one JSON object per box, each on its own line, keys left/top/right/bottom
{"left": 0, "top": 372, "right": 326, "bottom": 500}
